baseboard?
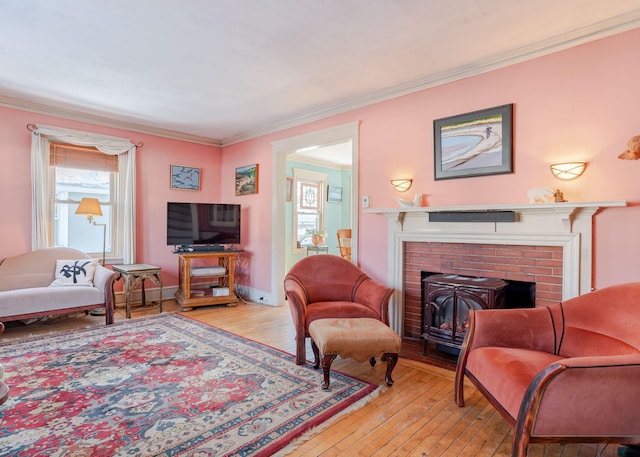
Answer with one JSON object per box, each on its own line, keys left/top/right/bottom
{"left": 113, "top": 284, "right": 277, "bottom": 307}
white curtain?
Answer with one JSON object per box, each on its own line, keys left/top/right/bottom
{"left": 30, "top": 124, "right": 137, "bottom": 263}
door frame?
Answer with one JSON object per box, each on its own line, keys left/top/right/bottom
{"left": 271, "top": 121, "right": 360, "bottom": 306}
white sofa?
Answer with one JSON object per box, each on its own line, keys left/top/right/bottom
{"left": 0, "top": 247, "right": 115, "bottom": 325}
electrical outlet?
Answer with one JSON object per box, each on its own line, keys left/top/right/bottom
{"left": 362, "top": 196, "right": 370, "bottom": 208}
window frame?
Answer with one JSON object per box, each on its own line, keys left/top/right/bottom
{"left": 292, "top": 168, "right": 328, "bottom": 252}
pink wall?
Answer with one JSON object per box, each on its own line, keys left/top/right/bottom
{"left": 0, "top": 107, "right": 222, "bottom": 288}
{"left": 1, "top": 28, "right": 638, "bottom": 297}
{"left": 225, "top": 27, "right": 640, "bottom": 291}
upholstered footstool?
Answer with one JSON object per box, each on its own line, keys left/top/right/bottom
{"left": 308, "top": 318, "right": 402, "bottom": 389}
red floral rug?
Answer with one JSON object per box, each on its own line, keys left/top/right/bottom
{"left": 0, "top": 314, "right": 378, "bottom": 456}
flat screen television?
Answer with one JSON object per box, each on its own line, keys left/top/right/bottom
{"left": 167, "top": 202, "right": 241, "bottom": 247}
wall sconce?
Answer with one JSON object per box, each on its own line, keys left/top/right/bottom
{"left": 390, "top": 178, "right": 413, "bottom": 192}
{"left": 549, "top": 162, "right": 586, "bottom": 180}
{"left": 75, "top": 197, "right": 106, "bottom": 266}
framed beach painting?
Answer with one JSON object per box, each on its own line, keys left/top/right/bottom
{"left": 235, "top": 164, "right": 259, "bottom": 196}
{"left": 433, "top": 104, "right": 513, "bottom": 180}
{"left": 170, "top": 165, "right": 201, "bottom": 190}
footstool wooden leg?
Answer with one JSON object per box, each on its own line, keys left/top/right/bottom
{"left": 311, "top": 340, "right": 320, "bottom": 369}
{"left": 369, "top": 357, "right": 376, "bottom": 367}
{"left": 384, "top": 353, "right": 399, "bottom": 386}
{"left": 321, "top": 354, "right": 337, "bottom": 390}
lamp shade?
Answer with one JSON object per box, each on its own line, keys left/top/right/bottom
{"left": 75, "top": 198, "right": 103, "bottom": 217}
{"left": 390, "top": 178, "right": 413, "bottom": 192}
{"left": 549, "top": 162, "right": 586, "bottom": 180}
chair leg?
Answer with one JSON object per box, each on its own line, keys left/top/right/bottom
{"left": 295, "top": 335, "right": 306, "bottom": 365}
{"left": 384, "top": 353, "right": 398, "bottom": 386}
{"left": 311, "top": 340, "right": 320, "bottom": 369}
{"left": 321, "top": 354, "right": 337, "bottom": 390}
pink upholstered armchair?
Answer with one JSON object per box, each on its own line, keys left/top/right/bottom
{"left": 284, "top": 255, "right": 393, "bottom": 365}
{"left": 455, "top": 282, "right": 640, "bottom": 457}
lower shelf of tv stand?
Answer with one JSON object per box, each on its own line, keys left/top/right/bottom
{"left": 175, "top": 289, "right": 239, "bottom": 309}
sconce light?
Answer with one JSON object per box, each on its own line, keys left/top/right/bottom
{"left": 75, "top": 197, "right": 106, "bottom": 266}
{"left": 390, "top": 178, "right": 413, "bottom": 192}
{"left": 549, "top": 162, "right": 586, "bottom": 180}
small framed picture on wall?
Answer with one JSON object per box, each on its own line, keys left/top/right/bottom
{"left": 327, "top": 185, "right": 343, "bottom": 202}
{"left": 170, "top": 165, "right": 201, "bottom": 190}
{"left": 235, "top": 164, "right": 259, "bottom": 196}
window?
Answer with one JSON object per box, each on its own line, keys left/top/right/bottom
{"left": 31, "top": 124, "right": 136, "bottom": 263}
{"left": 293, "top": 168, "right": 327, "bottom": 249}
{"left": 51, "top": 143, "right": 116, "bottom": 257}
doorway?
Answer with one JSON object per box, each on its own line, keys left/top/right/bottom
{"left": 271, "top": 122, "right": 360, "bottom": 306}
{"left": 285, "top": 141, "right": 352, "bottom": 273}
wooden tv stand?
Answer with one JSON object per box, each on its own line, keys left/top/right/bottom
{"left": 175, "top": 250, "right": 242, "bottom": 310}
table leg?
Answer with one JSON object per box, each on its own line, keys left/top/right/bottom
{"left": 123, "top": 275, "right": 142, "bottom": 319}
{"left": 158, "top": 277, "right": 163, "bottom": 313}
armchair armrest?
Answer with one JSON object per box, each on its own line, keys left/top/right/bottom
{"left": 284, "top": 277, "right": 309, "bottom": 329}
{"left": 352, "top": 278, "right": 394, "bottom": 324}
{"left": 514, "top": 354, "right": 640, "bottom": 455}
{"left": 468, "top": 306, "right": 557, "bottom": 353}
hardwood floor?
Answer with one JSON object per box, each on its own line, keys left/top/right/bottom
{"left": 1, "top": 300, "right": 623, "bottom": 456}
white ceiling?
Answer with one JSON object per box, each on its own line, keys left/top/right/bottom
{"left": 1, "top": 1, "right": 639, "bottom": 146}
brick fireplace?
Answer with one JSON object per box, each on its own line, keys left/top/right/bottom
{"left": 404, "top": 241, "right": 560, "bottom": 339}
{"left": 366, "top": 200, "right": 625, "bottom": 335}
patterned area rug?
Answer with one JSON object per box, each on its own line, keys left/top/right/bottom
{"left": 0, "top": 314, "right": 378, "bottom": 456}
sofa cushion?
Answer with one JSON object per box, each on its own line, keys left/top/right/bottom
{"left": 0, "top": 286, "right": 104, "bottom": 318}
{"left": 466, "top": 347, "right": 564, "bottom": 420}
{"left": 50, "top": 259, "right": 99, "bottom": 287}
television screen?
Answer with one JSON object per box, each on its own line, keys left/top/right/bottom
{"left": 167, "top": 202, "right": 241, "bottom": 246}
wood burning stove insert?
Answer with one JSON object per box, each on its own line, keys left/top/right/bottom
{"left": 422, "top": 274, "right": 507, "bottom": 355}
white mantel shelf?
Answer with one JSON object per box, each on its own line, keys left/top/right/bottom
{"left": 366, "top": 200, "right": 628, "bottom": 335}
{"left": 365, "top": 201, "right": 627, "bottom": 232}
{"left": 364, "top": 200, "right": 627, "bottom": 216}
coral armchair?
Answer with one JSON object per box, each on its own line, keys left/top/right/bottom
{"left": 455, "top": 282, "right": 640, "bottom": 457}
{"left": 284, "top": 255, "right": 393, "bottom": 365}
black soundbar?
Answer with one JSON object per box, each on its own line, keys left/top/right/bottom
{"left": 173, "top": 245, "right": 225, "bottom": 253}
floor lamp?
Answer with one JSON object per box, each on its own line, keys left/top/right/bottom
{"left": 75, "top": 198, "right": 107, "bottom": 316}
{"left": 75, "top": 197, "right": 106, "bottom": 266}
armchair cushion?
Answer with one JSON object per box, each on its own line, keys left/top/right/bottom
{"left": 307, "top": 301, "right": 380, "bottom": 322}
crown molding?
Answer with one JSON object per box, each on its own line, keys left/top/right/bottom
{"left": 220, "top": 11, "right": 640, "bottom": 146}
{"left": 2, "top": 11, "right": 638, "bottom": 149}
{"left": 0, "top": 95, "right": 223, "bottom": 147}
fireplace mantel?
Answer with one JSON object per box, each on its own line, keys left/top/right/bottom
{"left": 365, "top": 200, "right": 627, "bottom": 334}
{"left": 365, "top": 201, "right": 626, "bottom": 231}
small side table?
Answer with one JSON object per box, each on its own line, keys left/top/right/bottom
{"left": 112, "top": 264, "right": 163, "bottom": 319}
{"left": 306, "top": 245, "right": 329, "bottom": 256}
